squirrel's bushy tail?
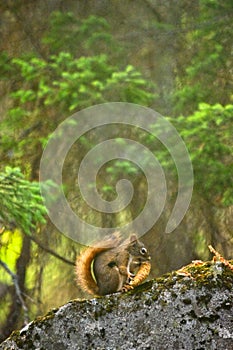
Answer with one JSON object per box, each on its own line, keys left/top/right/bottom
{"left": 75, "top": 246, "right": 103, "bottom": 296}
{"left": 75, "top": 232, "right": 122, "bottom": 296}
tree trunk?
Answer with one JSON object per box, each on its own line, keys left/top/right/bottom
{"left": 0, "top": 234, "right": 31, "bottom": 342}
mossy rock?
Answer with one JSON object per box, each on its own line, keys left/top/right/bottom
{"left": 1, "top": 261, "right": 233, "bottom": 350}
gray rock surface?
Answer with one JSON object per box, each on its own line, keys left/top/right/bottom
{"left": 1, "top": 262, "right": 233, "bottom": 350}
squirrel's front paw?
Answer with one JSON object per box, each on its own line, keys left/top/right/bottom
{"left": 121, "top": 283, "right": 134, "bottom": 292}
{"left": 129, "top": 272, "right": 135, "bottom": 278}
{"left": 127, "top": 272, "right": 135, "bottom": 282}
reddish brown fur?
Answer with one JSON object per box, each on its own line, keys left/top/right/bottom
{"left": 75, "top": 246, "right": 103, "bottom": 296}
{"left": 75, "top": 233, "right": 122, "bottom": 296}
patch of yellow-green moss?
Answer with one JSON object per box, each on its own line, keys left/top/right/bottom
{"left": 5, "top": 260, "right": 233, "bottom": 346}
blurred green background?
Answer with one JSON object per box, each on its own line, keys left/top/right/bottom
{"left": 0, "top": 0, "right": 232, "bottom": 341}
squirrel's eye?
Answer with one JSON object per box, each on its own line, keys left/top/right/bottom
{"left": 140, "top": 247, "right": 147, "bottom": 255}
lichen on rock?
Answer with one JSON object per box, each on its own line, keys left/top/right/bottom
{"left": 1, "top": 261, "right": 233, "bottom": 350}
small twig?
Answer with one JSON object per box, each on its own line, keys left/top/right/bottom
{"left": 176, "top": 260, "right": 204, "bottom": 278}
{"left": 1, "top": 226, "right": 74, "bottom": 265}
{"left": 29, "top": 233, "right": 75, "bottom": 266}
{"left": 208, "top": 245, "right": 233, "bottom": 271}
{"left": 0, "top": 259, "right": 29, "bottom": 324}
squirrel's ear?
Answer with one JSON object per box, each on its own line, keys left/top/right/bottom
{"left": 129, "top": 234, "right": 138, "bottom": 243}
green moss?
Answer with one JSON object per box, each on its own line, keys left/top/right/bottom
{"left": 138, "top": 260, "right": 233, "bottom": 304}
{"left": 6, "top": 308, "right": 58, "bottom": 347}
{"left": 33, "top": 308, "right": 57, "bottom": 324}
{"left": 5, "top": 259, "right": 233, "bottom": 348}
{"left": 10, "top": 330, "right": 21, "bottom": 342}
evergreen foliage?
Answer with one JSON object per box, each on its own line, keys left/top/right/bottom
{"left": 0, "top": 167, "right": 47, "bottom": 234}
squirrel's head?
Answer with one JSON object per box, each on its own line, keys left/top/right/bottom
{"left": 127, "top": 234, "right": 151, "bottom": 262}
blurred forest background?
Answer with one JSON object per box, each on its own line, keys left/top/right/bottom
{"left": 0, "top": 0, "right": 232, "bottom": 341}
